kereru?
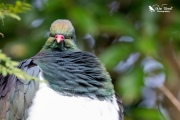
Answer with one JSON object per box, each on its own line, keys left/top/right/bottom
{"left": 0, "top": 20, "right": 123, "bottom": 120}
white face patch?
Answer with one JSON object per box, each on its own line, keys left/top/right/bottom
{"left": 27, "top": 72, "right": 120, "bottom": 120}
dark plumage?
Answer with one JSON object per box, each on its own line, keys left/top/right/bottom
{"left": 0, "top": 19, "right": 123, "bottom": 120}
{"left": 0, "top": 59, "right": 40, "bottom": 120}
{"left": 33, "top": 50, "right": 114, "bottom": 99}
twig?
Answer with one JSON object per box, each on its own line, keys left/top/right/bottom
{"left": 159, "top": 85, "right": 180, "bottom": 112}
{"left": 0, "top": 33, "right": 4, "bottom": 37}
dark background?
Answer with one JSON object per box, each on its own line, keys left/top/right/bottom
{"left": 1, "top": 0, "right": 180, "bottom": 119}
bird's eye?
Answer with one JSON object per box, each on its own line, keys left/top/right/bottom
{"left": 63, "top": 36, "right": 73, "bottom": 39}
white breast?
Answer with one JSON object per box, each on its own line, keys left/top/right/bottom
{"left": 28, "top": 73, "right": 119, "bottom": 120}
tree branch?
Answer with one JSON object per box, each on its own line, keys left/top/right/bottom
{"left": 159, "top": 85, "right": 180, "bottom": 112}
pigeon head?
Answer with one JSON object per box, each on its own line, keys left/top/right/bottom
{"left": 43, "top": 19, "right": 78, "bottom": 51}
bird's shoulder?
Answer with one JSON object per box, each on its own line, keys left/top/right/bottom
{"left": 0, "top": 58, "right": 41, "bottom": 120}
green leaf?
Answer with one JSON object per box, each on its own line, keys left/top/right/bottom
{"left": 2, "top": 66, "right": 7, "bottom": 76}
{"left": 135, "top": 37, "right": 158, "bottom": 56}
{"left": 100, "top": 43, "right": 134, "bottom": 69}
{"left": 0, "top": 1, "right": 31, "bottom": 21}
{"left": 10, "top": 61, "right": 19, "bottom": 66}
{"left": 70, "top": 7, "right": 98, "bottom": 35}
{"left": 7, "top": 13, "right": 21, "bottom": 20}
{"left": 99, "top": 16, "right": 138, "bottom": 38}
{"left": 0, "top": 50, "right": 40, "bottom": 82}
{"left": 0, "top": 53, "right": 6, "bottom": 59}
{"left": 132, "top": 108, "right": 165, "bottom": 120}
{"left": 116, "top": 64, "right": 144, "bottom": 104}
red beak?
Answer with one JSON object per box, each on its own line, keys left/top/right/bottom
{"left": 55, "top": 35, "right": 65, "bottom": 43}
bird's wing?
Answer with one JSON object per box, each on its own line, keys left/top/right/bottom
{"left": 0, "top": 59, "right": 41, "bottom": 120}
{"left": 116, "top": 93, "right": 124, "bottom": 120}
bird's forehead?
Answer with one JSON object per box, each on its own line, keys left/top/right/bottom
{"left": 50, "top": 20, "right": 74, "bottom": 35}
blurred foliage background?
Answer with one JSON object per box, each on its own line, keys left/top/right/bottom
{"left": 1, "top": 0, "right": 180, "bottom": 120}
